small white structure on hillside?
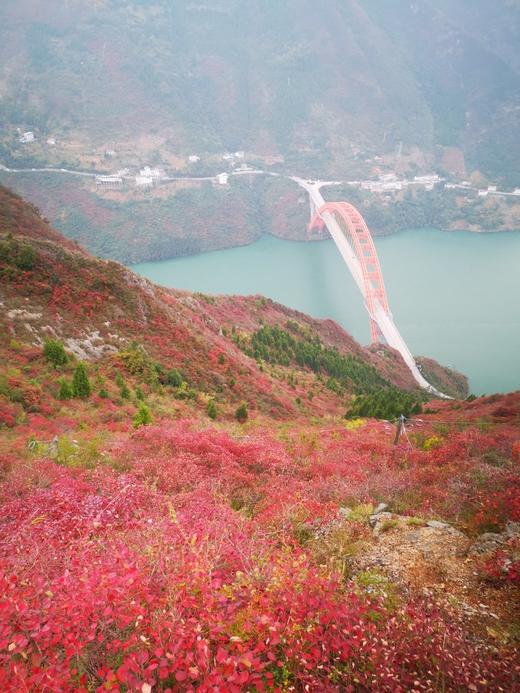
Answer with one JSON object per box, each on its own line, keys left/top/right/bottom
{"left": 96, "top": 175, "right": 124, "bottom": 190}
{"left": 478, "top": 189, "right": 488, "bottom": 197}
{"left": 46, "top": 137, "right": 56, "bottom": 146}
{"left": 382, "top": 181, "right": 403, "bottom": 192}
{"left": 216, "top": 172, "right": 229, "bottom": 185}
{"left": 135, "top": 175, "right": 153, "bottom": 188}
{"left": 188, "top": 155, "right": 200, "bottom": 163}
{"left": 379, "top": 173, "right": 398, "bottom": 183}
{"left": 513, "top": 188, "right": 520, "bottom": 196}
{"left": 234, "top": 151, "right": 245, "bottom": 159}
{"left": 19, "top": 131, "right": 35, "bottom": 144}
{"left": 139, "top": 166, "right": 162, "bottom": 180}
{"left": 414, "top": 174, "right": 440, "bottom": 184}
{"left": 487, "top": 185, "right": 497, "bottom": 192}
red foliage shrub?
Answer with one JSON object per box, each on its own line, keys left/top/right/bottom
{"left": 0, "top": 421, "right": 518, "bottom": 690}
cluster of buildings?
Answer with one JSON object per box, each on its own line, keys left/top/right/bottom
{"left": 222, "top": 151, "right": 245, "bottom": 162}
{"left": 17, "top": 129, "right": 57, "bottom": 145}
{"left": 95, "top": 166, "right": 164, "bottom": 191}
{"left": 135, "top": 166, "right": 163, "bottom": 187}
{"left": 358, "top": 173, "right": 441, "bottom": 194}
{"left": 187, "top": 151, "right": 246, "bottom": 166}
{"left": 444, "top": 182, "right": 520, "bottom": 198}
{"left": 18, "top": 131, "right": 35, "bottom": 144}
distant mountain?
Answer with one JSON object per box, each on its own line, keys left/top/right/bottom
{"left": 1, "top": 0, "right": 518, "bottom": 182}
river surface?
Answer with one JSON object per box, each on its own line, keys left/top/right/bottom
{"left": 132, "top": 229, "right": 520, "bottom": 395}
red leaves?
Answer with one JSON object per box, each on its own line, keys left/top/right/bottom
{"left": 0, "top": 420, "right": 518, "bottom": 690}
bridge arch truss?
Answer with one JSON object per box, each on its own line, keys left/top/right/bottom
{"left": 310, "top": 201, "right": 390, "bottom": 344}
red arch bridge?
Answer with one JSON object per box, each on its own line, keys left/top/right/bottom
{"left": 291, "top": 177, "right": 448, "bottom": 398}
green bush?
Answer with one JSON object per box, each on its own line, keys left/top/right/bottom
{"left": 43, "top": 339, "right": 68, "bottom": 368}
{"left": 235, "top": 402, "right": 248, "bottom": 423}
{"left": 115, "top": 371, "right": 130, "bottom": 398}
{"left": 164, "top": 368, "right": 183, "bottom": 387}
{"left": 57, "top": 379, "right": 73, "bottom": 401}
{"left": 207, "top": 399, "right": 218, "bottom": 420}
{"left": 118, "top": 343, "right": 151, "bottom": 376}
{"left": 0, "top": 237, "right": 37, "bottom": 271}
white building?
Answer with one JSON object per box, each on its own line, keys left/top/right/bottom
{"left": 222, "top": 153, "right": 233, "bottom": 161}
{"left": 46, "top": 137, "right": 56, "bottom": 146}
{"left": 135, "top": 175, "right": 153, "bottom": 188}
{"left": 234, "top": 151, "right": 245, "bottom": 159}
{"left": 19, "top": 131, "right": 35, "bottom": 144}
{"left": 216, "top": 172, "right": 229, "bottom": 185}
{"left": 478, "top": 189, "right": 488, "bottom": 197}
{"left": 379, "top": 173, "right": 398, "bottom": 183}
{"left": 188, "top": 155, "right": 200, "bottom": 163}
{"left": 487, "top": 185, "right": 497, "bottom": 192}
{"left": 382, "top": 181, "right": 403, "bottom": 192}
{"left": 139, "top": 166, "right": 162, "bottom": 180}
{"left": 95, "top": 175, "right": 124, "bottom": 190}
{"left": 414, "top": 174, "right": 440, "bottom": 185}
{"left": 513, "top": 188, "right": 520, "bottom": 196}
{"left": 362, "top": 180, "right": 401, "bottom": 193}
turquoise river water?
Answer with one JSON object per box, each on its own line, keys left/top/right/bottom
{"left": 132, "top": 229, "right": 520, "bottom": 395}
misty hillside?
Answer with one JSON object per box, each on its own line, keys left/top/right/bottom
{"left": 1, "top": 0, "right": 519, "bottom": 182}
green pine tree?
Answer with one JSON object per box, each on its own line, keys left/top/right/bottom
{"left": 57, "top": 379, "right": 73, "bottom": 400}
{"left": 235, "top": 402, "right": 248, "bottom": 423}
{"left": 207, "top": 399, "right": 218, "bottom": 420}
{"left": 133, "top": 402, "right": 152, "bottom": 428}
{"left": 72, "top": 363, "right": 91, "bottom": 399}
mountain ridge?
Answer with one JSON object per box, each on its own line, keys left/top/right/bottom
{"left": 0, "top": 184, "right": 467, "bottom": 435}
{"left": 1, "top": 0, "right": 519, "bottom": 183}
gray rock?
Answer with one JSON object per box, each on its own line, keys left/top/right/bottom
{"left": 406, "top": 530, "right": 422, "bottom": 543}
{"left": 504, "top": 522, "right": 520, "bottom": 539}
{"left": 338, "top": 506, "right": 352, "bottom": 518}
{"left": 426, "top": 520, "right": 467, "bottom": 539}
{"left": 468, "top": 532, "right": 505, "bottom": 556}
{"left": 369, "top": 511, "right": 393, "bottom": 528}
{"left": 426, "top": 520, "right": 450, "bottom": 530}
{"left": 373, "top": 503, "right": 388, "bottom": 515}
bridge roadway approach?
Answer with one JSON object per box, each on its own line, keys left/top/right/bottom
{"left": 291, "top": 178, "right": 449, "bottom": 398}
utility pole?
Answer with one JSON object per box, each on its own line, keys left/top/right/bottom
{"left": 393, "top": 414, "right": 406, "bottom": 445}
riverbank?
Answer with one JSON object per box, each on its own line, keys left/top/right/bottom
{"left": 0, "top": 170, "right": 518, "bottom": 264}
